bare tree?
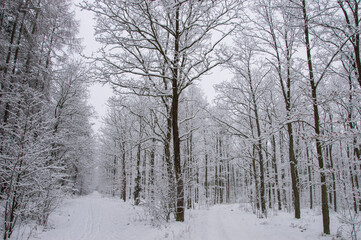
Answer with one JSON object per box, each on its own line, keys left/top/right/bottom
{"left": 300, "top": 0, "right": 331, "bottom": 234}
{"left": 245, "top": 0, "right": 302, "bottom": 219}
{"left": 82, "top": 0, "right": 240, "bottom": 221}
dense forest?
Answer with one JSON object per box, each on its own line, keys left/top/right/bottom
{"left": 1, "top": 0, "right": 361, "bottom": 239}
{"left": 0, "top": 1, "right": 95, "bottom": 239}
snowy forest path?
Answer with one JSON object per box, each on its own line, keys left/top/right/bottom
{"left": 28, "top": 192, "right": 159, "bottom": 240}
{"left": 195, "top": 205, "right": 230, "bottom": 240}
{"left": 26, "top": 193, "right": 339, "bottom": 240}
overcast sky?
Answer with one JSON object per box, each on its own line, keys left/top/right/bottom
{"left": 73, "top": 0, "right": 112, "bottom": 132}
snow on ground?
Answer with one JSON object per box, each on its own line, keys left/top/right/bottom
{"left": 23, "top": 192, "right": 159, "bottom": 240}
{"left": 187, "top": 204, "right": 341, "bottom": 240}
{"left": 13, "top": 192, "right": 346, "bottom": 240}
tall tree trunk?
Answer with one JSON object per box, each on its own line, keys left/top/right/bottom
{"left": 112, "top": 147, "right": 117, "bottom": 197}
{"left": 134, "top": 117, "right": 142, "bottom": 206}
{"left": 252, "top": 145, "right": 260, "bottom": 211}
{"left": 121, "top": 142, "right": 126, "bottom": 202}
{"left": 249, "top": 68, "right": 266, "bottom": 216}
{"left": 347, "top": 145, "right": 358, "bottom": 212}
{"left": 218, "top": 135, "right": 224, "bottom": 204}
{"left": 204, "top": 131, "right": 209, "bottom": 201}
{"left": 268, "top": 12, "right": 301, "bottom": 217}
{"left": 271, "top": 135, "right": 282, "bottom": 210}
{"left": 1, "top": 1, "right": 29, "bottom": 125}
{"left": 306, "top": 142, "right": 313, "bottom": 209}
{"left": 338, "top": 0, "right": 361, "bottom": 89}
{"left": 227, "top": 161, "right": 231, "bottom": 203}
{"left": 164, "top": 114, "right": 175, "bottom": 212}
{"left": 287, "top": 123, "right": 301, "bottom": 218}
{"left": 302, "top": 0, "right": 330, "bottom": 234}
{"left": 327, "top": 145, "right": 337, "bottom": 212}
{"left": 171, "top": 3, "right": 184, "bottom": 222}
{"left": 327, "top": 114, "right": 337, "bottom": 212}
{"left": 171, "top": 91, "right": 183, "bottom": 221}
{"left": 149, "top": 139, "right": 155, "bottom": 201}
{"left": 215, "top": 159, "right": 219, "bottom": 204}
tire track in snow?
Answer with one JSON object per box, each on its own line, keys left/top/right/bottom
{"left": 76, "top": 197, "right": 93, "bottom": 240}
{"left": 197, "top": 206, "right": 230, "bottom": 240}
{"left": 87, "top": 198, "right": 96, "bottom": 240}
{"left": 79, "top": 194, "right": 114, "bottom": 240}
{"left": 214, "top": 206, "right": 230, "bottom": 240}
{"left": 81, "top": 196, "right": 102, "bottom": 240}
{"left": 71, "top": 199, "right": 89, "bottom": 240}
{"left": 29, "top": 192, "right": 160, "bottom": 240}
{"left": 90, "top": 198, "right": 102, "bottom": 240}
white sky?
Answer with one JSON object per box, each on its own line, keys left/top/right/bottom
{"left": 72, "top": 0, "right": 230, "bottom": 132}
{"left": 73, "top": 0, "right": 112, "bottom": 132}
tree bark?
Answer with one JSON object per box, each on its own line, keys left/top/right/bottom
{"left": 302, "top": 0, "right": 330, "bottom": 234}
{"left": 172, "top": 3, "right": 184, "bottom": 221}
{"left": 249, "top": 67, "right": 266, "bottom": 216}
{"left": 171, "top": 91, "right": 184, "bottom": 221}
{"left": 121, "top": 142, "right": 127, "bottom": 202}
{"left": 271, "top": 135, "right": 282, "bottom": 210}
{"left": 134, "top": 117, "right": 142, "bottom": 206}
{"left": 338, "top": 0, "right": 361, "bottom": 89}
{"left": 268, "top": 12, "right": 301, "bottom": 217}
{"left": 287, "top": 123, "right": 300, "bottom": 218}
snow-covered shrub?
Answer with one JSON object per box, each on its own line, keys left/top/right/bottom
{"left": 337, "top": 209, "right": 361, "bottom": 240}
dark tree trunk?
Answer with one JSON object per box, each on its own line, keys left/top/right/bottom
{"left": 133, "top": 146, "right": 141, "bottom": 206}
{"left": 215, "top": 161, "right": 218, "bottom": 204}
{"left": 227, "top": 161, "right": 231, "bottom": 203}
{"left": 171, "top": 92, "right": 183, "bottom": 221}
{"left": 249, "top": 72, "right": 266, "bottom": 216}
{"left": 121, "top": 143, "right": 126, "bottom": 202}
{"left": 112, "top": 152, "right": 117, "bottom": 197}
{"left": 204, "top": 132, "right": 209, "bottom": 201}
{"left": 327, "top": 142, "right": 337, "bottom": 212}
{"left": 171, "top": 3, "right": 184, "bottom": 222}
{"left": 302, "top": 0, "right": 330, "bottom": 234}
{"left": 338, "top": 0, "right": 361, "bottom": 89}
{"left": 218, "top": 135, "right": 224, "bottom": 204}
{"left": 271, "top": 135, "right": 282, "bottom": 210}
{"left": 164, "top": 115, "right": 175, "bottom": 211}
{"left": 268, "top": 8, "right": 301, "bottom": 218}
{"left": 134, "top": 118, "right": 142, "bottom": 206}
{"left": 306, "top": 143, "right": 313, "bottom": 209}
{"left": 252, "top": 146, "right": 260, "bottom": 211}
{"left": 149, "top": 139, "right": 155, "bottom": 201}
{"left": 287, "top": 123, "right": 301, "bottom": 218}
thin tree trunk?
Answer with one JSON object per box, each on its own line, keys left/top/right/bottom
{"left": 268, "top": 12, "right": 301, "bottom": 217}
{"left": 121, "top": 142, "right": 126, "bottom": 202}
{"left": 249, "top": 70, "right": 266, "bottom": 216}
{"left": 134, "top": 117, "right": 142, "bottom": 206}
{"left": 252, "top": 146, "right": 260, "bottom": 211}
{"left": 227, "top": 161, "right": 231, "bottom": 203}
{"left": 112, "top": 148, "right": 117, "bottom": 197}
{"left": 338, "top": 0, "right": 361, "bottom": 89}
{"left": 149, "top": 139, "right": 155, "bottom": 201}
{"left": 306, "top": 142, "right": 313, "bottom": 209}
{"left": 204, "top": 131, "right": 209, "bottom": 201}
{"left": 328, "top": 145, "right": 337, "bottom": 212}
{"left": 272, "top": 135, "right": 282, "bottom": 210}
{"left": 218, "top": 135, "right": 224, "bottom": 204}
{"left": 214, "top": 160, "right": 218, "bottom": 204}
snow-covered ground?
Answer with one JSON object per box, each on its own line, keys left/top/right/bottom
{"left": 11, "top": 192, "right": 348, "bottom": 240}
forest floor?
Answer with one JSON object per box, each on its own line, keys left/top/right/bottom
{"left": 11, "top": 192, "right": 351, "bottom": 240}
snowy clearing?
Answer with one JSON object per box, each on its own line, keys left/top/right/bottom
{"left": 8, "top": 192, "right": 347, "bottom": 240}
